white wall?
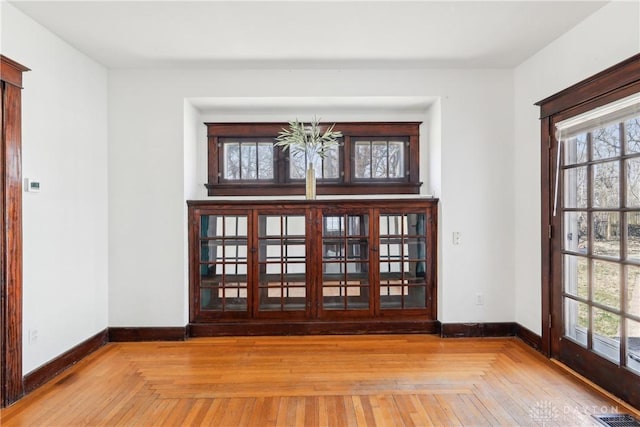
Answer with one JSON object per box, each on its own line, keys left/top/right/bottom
{"left": 1, "top": 3, "right": 109, "bottom": 373}
{"left": 514, "top": 1, "right": 640, "bottom": 335}
{"left": 109, "top": 67, "right": 515, "bottom": 327}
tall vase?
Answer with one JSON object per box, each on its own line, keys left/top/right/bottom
{"left": 306, "top": 164, "right": 316, "bottom": 200}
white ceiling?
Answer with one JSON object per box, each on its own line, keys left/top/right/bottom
{"left": 8, "top": 0, "right": 608, "bottom": 69}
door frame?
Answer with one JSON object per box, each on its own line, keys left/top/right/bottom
{"left": 0, "top": 55, "right": 29, "bottom": 407}
{"left": 537, "top": 53, "right": 640, "bottom": 408}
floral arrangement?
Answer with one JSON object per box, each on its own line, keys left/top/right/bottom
{"left": 275, "top": 118, "right": 342, "bottom": 168}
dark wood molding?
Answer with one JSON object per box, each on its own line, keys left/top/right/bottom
{"left": 536, "top": 53, "right": 640, "bottom": 118}
{"left": 189, "top": 320, "right": 440, "bottom": 337}
{"left": 516, "top": 324, "right": 543, "bottom": 351}
{"left": 205, "top": 121, "right": 423, "bottom": 197}
{"left": 440, "top": 322, "right": 517, "bottom": 338}
{"left": 23, "top": 330, "right": 107, "bottom": 394}
{"left": 440, "top": 322, "right": 543, "bottom": 351}
{"left": 188, "top": 198, "right": 439, "bottom": 208}
{"left": 205, "top": 122, "right": 422, "bottom": 137}
{"left": 205, "top": 182, "right": 423, "bottom": 196}
{"left": 1, "top": 56, "right": 28, "bottom": 407}
{"left": 540, "top": 116, "right": 552, "bottom": 357}
{"left": 0, "top": 56, "right": 30, "bottom": 88}
{"left": 108, "top": 327, "right": 187, "bottom": 342}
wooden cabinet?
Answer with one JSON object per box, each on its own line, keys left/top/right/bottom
{"left": 188, "top": 199, "right": 438, "bottom": 335}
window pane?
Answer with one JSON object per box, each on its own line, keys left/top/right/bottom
{"left": 225, "top": 215, "right": 247, "bottom": 237}
{"left": 380, "top": 214, "right": 405, "bottom": 235}
{"left": 628, "top": 213, "right": 640, "bottom": 262}
{"left": 223, "top": 143, "right": 240, "bottom": 179}
{"left": 564, "top": 255, "right": 588, "bottom": 299}
{"left": 355, "top": 141, "right": 371, "bottom": 178}
{"left": 627, "top": 318, "right": 640, "bottom": 374}
{"left": 628, "top": 265, "right": 640, "bottom": 317}
{"left": 285, "top": 216, "right": 306, "bottom": 236}
{"left": 592, "top": 307, "right": 620, "bottom": 363}
{"left": 388, "top": 141, "right": 405, "bottom": 178}
{"left": 626, "top": 158, "right": 640, "bottom": 207}
{"left": 592, "top": 161, "right": 620, "bottom": 208}
{"left": 564, "top": 298, "right": 588, "bottom": 347}
{"left": 592, "top": 124, "right": 621, "bottom": 160}
{"left": 563, "top": 211, "right": 588, "bottom": 253}
{"left": 322, "top": 145, "right": 340, "bottom": 179}
{"left": 593, "top": 212, "right": 620, "bottom": 258}
{"left": 564, "top": 134, "right": 588, "bottom": 165}
{"left": 405, "top": 286, "right": 426, "bottom": 308}
{"left": 240, "top": 143, "right": 257, "bottom": 179}
{"left": 201, "top": 215, "right": 222, "bottom": 238}
{"left": 289, "top": 147, "right": 306, "bottom": 179}
{"left": 563, "top": 167, "right": 587, "bottom": 208}
{"left": 372, "top": 141, "right": 388, "bottom": 178}
{"left": 593, "top": 260, "right": 620, "bottom": 310}
{"left": 257, "top": 143, "right": 274, "bottom": 179}
{"left": 626, "top": 117, "right": 640, "bottom": 154}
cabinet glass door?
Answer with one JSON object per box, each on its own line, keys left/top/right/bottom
{"left": 199, "top": 214, "right": 249, "bottom": 313}
{"left": 321, "top": 213, "right": 371, "bottom": 312}
{"left": 257, "top": 214, "right": 307, "bottom": 313}
{"left": 379, "top": 213, "right": 428, "bottom": 309}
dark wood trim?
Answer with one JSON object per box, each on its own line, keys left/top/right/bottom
{"left": 108, "top": 327, "right": 187, "bottom": 342}
{"left": 23, "top": 330, "right": 107, "bottom": 394}
{"left": 1, "top": 56, "right": 28, "bottom": 407}
{"left": 516, "top": 324, "right": 543, "bottom": 351}
{"left": 205, "top": 182, "right": 422, "bottom": 196}
{"left": 188, "top": 320, "right": 440, "bottom": 337}
{"left": 206, "top": 122, "right": 422, "bottom": 137}
{"left": 205, "top": 121, "right": 422, "bottom": 197}
{"left": 440, "top": 322, "right": 543, "bottom": 351}
{"left": 0, "top": 56, "right": 30, "bottom": 88}
{"left": 536, "top": 53, "right": 640, "bottom": 118}
{"left": 188, "top": 198, "right": 439, "bottom": 208}
{"left": 540, "top": 116, "right": 552, "bottom": 357}
{"left": 440, "top": 322, "right": 517, "bottom": 338}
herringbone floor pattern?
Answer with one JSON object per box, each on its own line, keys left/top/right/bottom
{"left": 0, "top": 335, "right": 636, "bottom": 426}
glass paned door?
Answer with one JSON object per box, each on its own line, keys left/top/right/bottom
{"left": 199, "top": 214, "right": 249, "bottom": 313}
{"left": 321, "top": 213, "right": 371, "bottom": 313}
{"left": 561, "top": 115, "right": 640, "bottom": 372}
{"left": 379, "top": 213, "right": 428, "bottom": 309}
{"left": 257, "top": 214, "right": 307, "bottom": 314}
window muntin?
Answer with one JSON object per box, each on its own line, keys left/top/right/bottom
{"left": 206, "top": 122, "right": 421, "bottom": 196}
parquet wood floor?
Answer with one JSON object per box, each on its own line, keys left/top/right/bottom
{"left": 0, "top": 335, "right": 637, "bottom": 426}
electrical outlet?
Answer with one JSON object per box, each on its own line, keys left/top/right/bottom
{"left": 453, "top": 231, "right": 461, "bottom": 245}
{"left": 28, "top": 329, "right": 38, "bottom": 344}
{"left": 476, "top": 293, "right": 484, "bottom": 306}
